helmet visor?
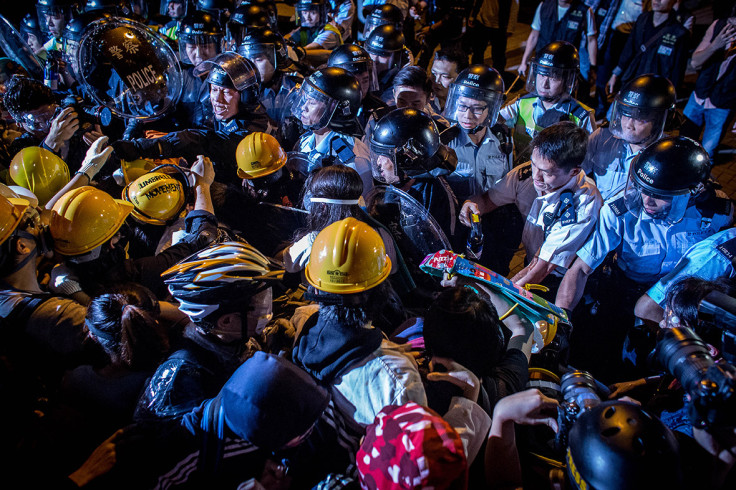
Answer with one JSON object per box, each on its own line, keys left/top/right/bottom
{"left": 610, "top": 100, "right": 667, "bottom": 146}
{"left": 179, "top": 34, "right": 222, "bottom": 67}
{"left": 444, "top": 84, "right": 503, "bottom": 129}
{"left": 36, "top": 6, "right": 69, "bottom": 37}
{"left": 623, "top": 176, "right": 689, "bottom": 224}
{"left": 289, "top": 82, "right": 338, "bottom": 130}
{"left": 525, "top": 62, "right": 576, "bottom": 98}
{"left": 238, "top": 42, "right": 276, "bottom": 70}
{"left": 370, "top": 143, "right": 400, "bottom": 184}
{"left": 363, "top": 16, "right": 387, "bottom": 40}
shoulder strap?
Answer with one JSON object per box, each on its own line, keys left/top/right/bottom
{"left": 716, "top": 236, "right": 736, "bottom": 267}
{"left": 0, "top": 291, "right": 52, "bottom": 328}
{"left": 569, "top": 100, "right": 592, "bottom": 122}
{"left": 608, "top": 195, "right": 627, "bottom": 217}
{"left": 518, "top": 162, "right": 533, "bottom": 181}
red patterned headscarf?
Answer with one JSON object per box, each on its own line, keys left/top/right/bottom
{"left": 356, "top": 402, "right": 468, "bottom": 490}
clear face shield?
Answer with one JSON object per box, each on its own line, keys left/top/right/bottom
{"left": 623, "top": 176, "right": 690, "bottom": 225}
{"left": 37, "top": 6, "right": 68, "bottom": 38}
{"left": 339, "top": 60, "right": 378, "bottom": 97}
{"left": 238, "top": 42, "right": 277, "bottom": 81}
{"left": 62, "top": 37, "right": 81, "bottom": 76}
{"left": 610, "top": 101, "right": 666, "bottom": 146}
{"left": 161, "top": 0, "right": 187, "bottom": 19}
{"left": 525, "top": 62, "right": 576, "bottom": 101}
{"left": 443, "top": 85, "right": 503, "bottom": 132}
{"left": 180, "top": 33, "right": 222, "bottom": 68}
{"left": 369, "top": 49, "right": 401, "bottom": 75}
{"left": 363, "top": 16, "right": 389, "bottom": 40}
{"left": 296, "top": 6, "right": 322, "bottom": 28}
{"left": 289, "top": 81, "right": 338, "bottom": 130}
{"left": 370, "top": 139, "right": 430, "bottom": 184}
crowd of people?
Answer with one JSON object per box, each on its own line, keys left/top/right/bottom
{"left": 0, "top": 0, "right": 735, "bottom": 488}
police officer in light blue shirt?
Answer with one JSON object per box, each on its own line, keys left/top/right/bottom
{"left": 582, "top": 74, "right": 676, "bottom": 201}
{"left": 442, "top": 65, "right": 513, "bottom": 203}
{"left": 634, "top": 227, "right": 736, "bottom": 324}
{"left": 291, "top": 67, "right": 374, "bottom": 195}
{"left": 557, "top": 136, "right": 733, "bottom": 312}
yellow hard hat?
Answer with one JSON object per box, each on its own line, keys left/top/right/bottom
{"left": 9, "top": 146, "right": 70, "bottom": 206}
{"left": 235, "top": 132, "right": 287, "bottom": 179}
{"left": 120, "top": 158, "right": 159, "bottom": 185}
{"left": 122, "top": 171, "right": 186, "bottom": 225}
{"left": 0, "top": 195, "right": 30, "bottom": 246}
{"left": 50, "top": 186, "right": 134, "bottom": 256}
{"left": 305, "top": 217, "right": 391, "bottom": 294}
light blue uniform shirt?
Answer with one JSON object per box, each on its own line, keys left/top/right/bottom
{"left": 577, "top": 192, "right": 734, "bottom": 284}
{"left": 647, "top": 228, "right": 736, "bottom": 305}
{"left": 296, "top": 130, "right": 374, "bottom": 195}
{"left": 446, "top": 127, "right": 512, "bottom": 202}
{"left": 582, "top": 127, "right": 639, "bottom": 201}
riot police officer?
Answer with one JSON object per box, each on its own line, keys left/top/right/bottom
{"left": 327, "top": 43, "right": 389, "bottom": 130}
{"left": 286, "top": 0, "right": 341, "bottom": 66}
{"left": 159, "top": 0, "right": 189, "bottom": 40}
{"left": 291, "top": 67, "right": 373, "bottom": 195}
{"left": 364, "top": 24, "right": 409, "bottom": 104}
{"left": 443, "top": 65, "right": 511, "bottom": 202}
{"left": 583, "top": 74, "right": 676, "bottom": 202}
{"left": 113, "top": 53, "right": 274, "bottom": 185}
{"left": 36, "top": 0, "right": 78, "bottom": 53}
{"left": 370, "top": 108, "right": 458, "bottom": 241}
{"left": 559, "top": 137, "right": 733, "bottom": 311}
{"left": 177, "top": 11, "right": 224, "bottom": 128}
{"left": 500, "top": 41, "right": 596, "bottom": 156}
{"left": 20, "top": 13, "right": 47, "bottom": 58}
{"left": 225, "top": 4, "right": 272, "bottom": 50}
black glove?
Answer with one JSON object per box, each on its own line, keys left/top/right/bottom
{"left": 111, "top": 139, "right": 142, "bottom": 161}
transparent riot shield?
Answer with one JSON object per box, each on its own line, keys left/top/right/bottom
{"left": 0, "top": 15, "right": 43, "bottom": 80}
{"left": 75, "top": 17, "right": 182, "bottom": 122}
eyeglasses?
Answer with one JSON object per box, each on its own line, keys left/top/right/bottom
{"left": 19, "top": 104, "right": 58, "bottom": 131}
{"left": 456, "top": 103, "right": 488, "bottom": 116}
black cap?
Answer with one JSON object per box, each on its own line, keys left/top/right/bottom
{"left": 535, "top": 40, "right": 579, "bottom": 71}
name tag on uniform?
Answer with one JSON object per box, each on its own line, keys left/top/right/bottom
{"left": 641, "top": 242, "right": 661, "bottom": 256}
{"left": 567, "top": 20, "right": 579, "bottom": 30}
{"left": 657, "top": 45, "right": 673, "bottom": 56}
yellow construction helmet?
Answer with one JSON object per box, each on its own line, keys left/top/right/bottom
{"left": 305, "top": 217, "right": 391, "bottom": 294}
{"left": 50, "top": 186, "right": 134, "bottom": 256}
{"left": 122, "top": 171, "right": 186, "bottom": 225}
{"left": 235, "top": 132, "right": 287, "bottom": 179}
{"left": 120, "top": 158, "right": 159, "bottom": 185}
{"left": 0, "top": 195, "right": 30, "bottom": 246}
{"left": 9, "top": 146, "right": 70, "bottom": 206}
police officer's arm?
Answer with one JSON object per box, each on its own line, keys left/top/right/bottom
{"left": 511, "top": 256, "right": 557, "bottom": 288}
{"left": 555, "top": 256, "right": 594, "bottom": 311}
{"left": 459, "top": 193, "right": 498, "bottom": 227}
{"left": 607, "top": 16, "right": 641, "bottom": 93}
{"left": 633, "top": 293, "right": 664, "bottom": 325}
{"left": 519, "top": 29, "right": 539, "bottom": 77}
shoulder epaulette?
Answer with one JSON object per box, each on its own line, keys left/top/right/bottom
{"left": 716, "top": 235, "right": 736, "bottom": 267}
{"left": 608, "top": 196, "right": 627, "bottom": 216}
{"left": 518, "top": 161, "right": 532, "bottom": 181}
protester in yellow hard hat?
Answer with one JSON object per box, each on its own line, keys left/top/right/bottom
{"left": 9, "top": 145, "right": 70, "bottom": 206}
{"left": 122, "top": 166, "right": 192, "bottom": 227}
{"left": 291, "top": 216, "right": 428, "bottom": 434}
{"left": 236, "top": 131, "right": 303, "bottom": 207}
{"left": 48, "top": 156, "right": 219, "bottom": 305}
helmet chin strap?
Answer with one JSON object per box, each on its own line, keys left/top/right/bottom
{"left": 461, "top": 124, "right": 485, "bottom": 135}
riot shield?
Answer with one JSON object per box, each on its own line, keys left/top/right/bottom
{"left": 0, "top": 15, "right": 43, "bottom": 80}
{"left": 76, "top": 17, "right": 182, "bottom": 121}
{"left": 241, "top": 202, "right": 308, "bottom": 258}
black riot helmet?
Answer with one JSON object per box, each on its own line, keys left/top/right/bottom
{"left": 444, "top": 64, "right": 505, "bottom": 130}
{"left": 364, "top": 24, "right": 406, "bottom": 72}
{"left": 196, "top": 0, "right": 233, "bottom": 27}
{"left": 20, "top": 14, "right": 44, "bottom": 43}
{"left": 624, "top": 136, "right": 710, "bottom": 224}
{"left": 610, "top": 74, "right": 676, "bottom": 146}
{"left": 238, "top": 28, "right": 289, "bottom": 73}
{"left": 159, "top": 0, "right": 189, "bottom": 20}
{"left": 363, "top": 4, "right": 403, "bottom": 39}
{"left": 62, "top": 16, "right": 86, "bottom": 74}
{"left": 84, "top": 0, "right": 126, "bottom": 14}
{"left": 238, "top": 0, "right": 277, "bottom": 28}
{"left": 370, "top": 108, "right": 442, "bottom": 183}
{"left": 204, "top": 51, "right": 261, "bottom": 107}
{"left": 178, "top": 11, "right": 223, "bottom": 67}
{"left": 227, "top": 4, "right": 271, "bottom": 48}
{"left": 327, "top": 44, "right": 378, "bottom": 94}
{"left": 295, "top": 0, "right": 329, "bottom": 29}
{"left": 526, "top": 40, "right": 579, "bottom": 99}
{"left": 290, "top": 67, "right": 362, "bottom": 136}
{"left": 567, "top": 401, "right": 682, "bottom": 490}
